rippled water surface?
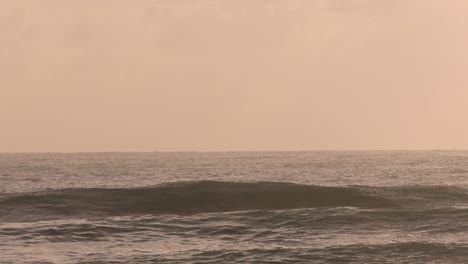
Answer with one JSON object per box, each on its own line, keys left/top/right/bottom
{"left": 1, "top": 151, "right": 468, "bottom": 263}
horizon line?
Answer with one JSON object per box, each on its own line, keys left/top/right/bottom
{"left": 0, "top": 149, "right": 466, "bottom": 154}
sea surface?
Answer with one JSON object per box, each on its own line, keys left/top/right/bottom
{"left": 1, "top": 151, "right": 468, "bottom": 263}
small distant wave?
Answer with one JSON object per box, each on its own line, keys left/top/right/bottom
{"left": 1, "top": 181, "right": 467, "bottom": 222}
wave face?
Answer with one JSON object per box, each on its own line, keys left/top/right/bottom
{"left": 1, "top": 181, "right": 467, "bottom": 223}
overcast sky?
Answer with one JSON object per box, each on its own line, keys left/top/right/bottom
{"left": 1, "top": 0, "right": 468, "bottom": 152}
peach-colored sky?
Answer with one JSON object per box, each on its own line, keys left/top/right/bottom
{"left": 1, "top": 0, "right": 468, "bottom": 152}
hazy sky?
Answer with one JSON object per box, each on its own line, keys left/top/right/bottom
{"left": 1, "top": 0, "right": 468, "bottom": 152}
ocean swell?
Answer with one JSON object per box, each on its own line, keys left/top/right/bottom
{"left": 1, "top": 181, "right": 466, "bottom": 222}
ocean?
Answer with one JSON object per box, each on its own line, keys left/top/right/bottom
{"left": 1, "top": 151, "right": 468, "bottom": 263}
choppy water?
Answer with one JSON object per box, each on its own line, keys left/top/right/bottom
{"left": 1, "top": 151, "right": 468, "bottom": 263}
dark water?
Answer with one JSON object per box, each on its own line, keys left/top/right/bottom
{"left": 1, "top": 151, "right": 468, "bottom": 263}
